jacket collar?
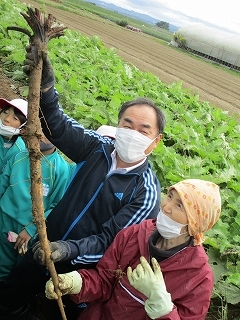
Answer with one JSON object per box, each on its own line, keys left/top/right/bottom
{"left": 103, "top": 144, "right": 150, "bottom": 174}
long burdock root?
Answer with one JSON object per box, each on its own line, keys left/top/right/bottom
{"left": 7, "top": 7, "right": 67, "bottom": 320}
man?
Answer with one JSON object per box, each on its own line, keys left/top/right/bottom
{"left": 0, "top": 50, "right": 165, "bottom": 319}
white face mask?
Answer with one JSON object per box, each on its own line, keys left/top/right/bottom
{"left": 0, "top": 119, "right": 23, "bottom": 138}
{"left": 115, "top": 128, "right": 156, "bottom": 163}
{"left": 156, "top": 210, "right": 187, "bottom": 239}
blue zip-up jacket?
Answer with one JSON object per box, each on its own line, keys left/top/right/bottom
{"left": 40, "top": 87, "right": 161, "bottom": 266}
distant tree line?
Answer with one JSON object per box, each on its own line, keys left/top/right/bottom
{"left": 116, "top": 20, "right": 128, "bottom": 27}
{"left": 156, "top": 21, "right": 169, "bottom": 30}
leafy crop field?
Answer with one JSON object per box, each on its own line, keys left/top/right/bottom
{"left": 1, "top": 0, "right": 240, "bottom": 318}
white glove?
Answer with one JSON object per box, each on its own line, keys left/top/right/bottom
{"left": 127, "top": 256, "right": 173, "bottom": 319}
{"left": 45, "top": 271, "right": 82, "bottom": 300}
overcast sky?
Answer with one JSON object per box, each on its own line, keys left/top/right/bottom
{"left": 100, "top": 0, "right": 240, "bottom": 34}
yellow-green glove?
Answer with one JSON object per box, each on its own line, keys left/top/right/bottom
{"left": 127, "top": 256, "right": 173, "bottom": 319}
{"left": 45, "top": 271, "right": 82, "bottom": 300}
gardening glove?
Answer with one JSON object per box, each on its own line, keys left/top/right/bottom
{"left": 45, "top": 271, "right": 82, "bottom": 300}
{"left": 23, "top": 45, "right": 55, "bottom": 90}
{"left": 32, "top": 240, "right": 71, "bottom": 265}
{"left": 127, "top": 256, "right": 173, "bottom": 319}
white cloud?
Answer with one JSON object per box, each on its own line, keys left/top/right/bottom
{"left": 100, "top": 0, "right": 240, "bottom": 34}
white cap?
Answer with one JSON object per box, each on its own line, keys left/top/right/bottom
{"left": 0, "top": 98, "right": 28, "bottom": 117}
{"left": 96, "top": 125, "right": 117, "bottom": 139}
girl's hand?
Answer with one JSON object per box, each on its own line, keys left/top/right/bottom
{"left": 15, "top": 229, "right": 31, "bottom": 255}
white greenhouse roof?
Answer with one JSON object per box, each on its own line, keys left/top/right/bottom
{"left": 176, "top": 24, "right": 240, "bottom": 67}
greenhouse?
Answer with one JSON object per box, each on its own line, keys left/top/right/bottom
{"left": 171, "top": 24, "right": 240, "bottom": 69}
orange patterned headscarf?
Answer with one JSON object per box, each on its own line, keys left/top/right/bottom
{"left": 169, "top": 179, "right": 221, "bottom": 246}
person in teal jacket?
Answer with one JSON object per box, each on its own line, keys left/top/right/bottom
{"left": 0, "top": 134, "right": 76, "bottom": 281}
{"left": 0, "top": 98, "right": 28, "bottom": 174}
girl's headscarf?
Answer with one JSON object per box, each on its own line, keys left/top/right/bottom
{"left": 169, "top": 179, "right": 221, "bottom": 246}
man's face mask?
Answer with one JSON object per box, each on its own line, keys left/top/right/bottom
{"left": 115, "top": 128, "right": 157, "bottom": 163}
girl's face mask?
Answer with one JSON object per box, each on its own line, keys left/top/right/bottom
{"left": 0, "top": 119, "right": 25, "bottom": 138}
{"left": 115, "top": 128, "right": 157, "bottom": 163}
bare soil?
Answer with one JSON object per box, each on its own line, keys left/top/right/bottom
{"left": 0, "top": 69, "right": 22, "bottom": 100}
{"left": 1, "top": 0, "right": 240, "bottom": 319}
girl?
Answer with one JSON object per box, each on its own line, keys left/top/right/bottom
{"left": 0, "top": 98, "right": 27, "bottom": 174}
{"left": 0, "top": 135, "right": 76, "bottom": 281}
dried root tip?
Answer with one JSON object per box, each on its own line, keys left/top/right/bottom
{"left": 7, "top": 26, "right": 32, "bottom": 37}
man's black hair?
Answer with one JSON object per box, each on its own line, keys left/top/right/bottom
{"left": 118, "top": 97, "right": 166, "bottom": 134}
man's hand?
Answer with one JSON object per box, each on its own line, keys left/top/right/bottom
{"left": 45, "top": 271, "right": 82, "bottom": 300}
{"left": 32, "top": 240, "right": 71, "bottom": 265}
{"left": 23, "top": 45, "right": 55, "bottom": 90}
{"left": 127, "top": 256, "right": 173, "bottom": 319}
